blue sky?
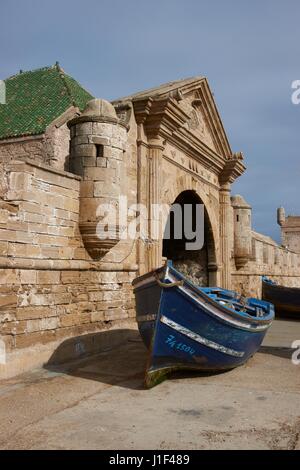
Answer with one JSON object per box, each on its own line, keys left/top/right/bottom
{"left": 1, "top": 0, "right": 300, "bottom": 241}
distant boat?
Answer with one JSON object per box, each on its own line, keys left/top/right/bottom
{"left": 133, "top": 262, "right": 274, "bottom": 388}
{"left": 262, "top": 276, "right": 300, "bottom": 318}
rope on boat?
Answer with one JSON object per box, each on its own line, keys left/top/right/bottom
{"left": 154, "top": 273, "right": 184, "bottom": 288}
{"left": 238, "top": 295, "right": 248, "bottom": 312}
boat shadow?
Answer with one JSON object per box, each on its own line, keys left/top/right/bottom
{"left": 259, "top": 345, "right": 294, "bottom": 359}
{"left": 44, "top": 328, "right": 229, "bottom": 390}
{"left": 44, "top": 328, "right": 148, "bottom": 390}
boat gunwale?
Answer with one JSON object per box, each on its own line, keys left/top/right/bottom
{"left": 262, "top": 278, "right": 300, "bottom": 295}
{"left": 262, "top": 278, "right": 300, "bottom": 314}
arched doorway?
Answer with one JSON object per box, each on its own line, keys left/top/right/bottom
{"left": 162, "top": 190, "right": 216, "bottom": 286}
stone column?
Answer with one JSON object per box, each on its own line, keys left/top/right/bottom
{"left": 148, "top": 138, "right": 164, "bottom": 270}
{"left": 219, "top": 182, "right": 232, "bottom": 289}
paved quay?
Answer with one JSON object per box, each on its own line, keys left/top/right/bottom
{"left": 0, "top": 318, "right": 299, "bottom": 450}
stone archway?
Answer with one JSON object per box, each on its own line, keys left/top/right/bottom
{"left": 159, "top": 173, "right": 219, "bottom": 286}
{"left": 162, "top": 189, "right": 218, "bottom": 287}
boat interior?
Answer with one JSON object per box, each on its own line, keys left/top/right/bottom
{"left": 200, "top": 287, "right": 270, "bottom": 318}
{"left": 160, "top": 261, "right": 274, "bottom": 320}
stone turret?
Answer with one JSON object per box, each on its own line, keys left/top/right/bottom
{"left": 277, "top": 206, "right": 300, "bottom": 253}
{"left": 277, "top": 207, "right": 286, "bottom": 226}
{"left": 68, "top": 98, "right": 128, "bottom": 259}
{"left": 231, "top": 194, "right": 252, "bottom": 268}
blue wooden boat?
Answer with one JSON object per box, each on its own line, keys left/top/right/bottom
{"left": 262, "top": 276, "right": 300, "bottom": 318}
{"left": 133, "top": 262, "right": 274, "bottom": 388}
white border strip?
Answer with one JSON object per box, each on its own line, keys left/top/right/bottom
{"left": 160, "top": 315, "right": 245, "bottom": 358}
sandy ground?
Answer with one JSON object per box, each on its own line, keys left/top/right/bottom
{"left": 0, "top": 318, "right": 299, "bottom": 450}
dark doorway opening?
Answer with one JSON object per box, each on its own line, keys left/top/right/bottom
{"left": 162, "top": 190, "right": 216, "bottom": 287}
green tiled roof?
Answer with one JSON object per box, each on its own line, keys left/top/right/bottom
{"left": 0, "top": 64, "right": 93, "bottom": 140}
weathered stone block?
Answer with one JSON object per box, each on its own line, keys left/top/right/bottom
{"left": 79, "top": 312, "right": 91, "bottom": 324}
{"left": 60, "top": 314, "right": 80, "bottom": 327}
{"left": 9, "top": 172, "right": 32, "bottom": 191}
{"left": 94, "top": 180, "right": 119, "bottom": 197}
{"left": 76, "top": 122, "right": 93, "bottom": 135}
{"left": 0, "top": 242, "right": 8, "bottom": 256}
{"left": 16, "top": 306, "right": 57, "bottom": 320}
{"left": 37, "top": 271, "right": 60, "bottom": 284}
{"left": 116, "top": 272, "right": 130, "bottom": 283}
{"left": 0, "top": 334, "right": 14, "bottom": 352}
{"left": 110, "top": 147, "right": 123, "bottom": 160}
{"left": 99, "top": 272, "right": 118, "bottom": 284}
{"left": 0, "top": 294, "right": 17, "bottom": 308}
{"left": 1, "top": 320, "right": 27, "bottom": 335}
{"left": 84, "top": 167, "right": 115, "bottom": 181}
{"left": 23, "top": 212, "right": 45, "bottom": 224}
{"left": 27, "top": 317, "right": 59, "bottom": 333}
{"left": 104, "top": 309, "right": 128, "bottom": 320}
{"left": 69, "top": 157, "right": 84, "bottom": 176}
{"left": 20, "top": 270, "right": 37, "bottom": 284}
{"left": 96, "top": 157, "right": 107, "bottom": 168}
{"left": 33, "top": 168, "right": 80, "bottom": 191}
{"left": 15, "top": 330, "right": 56, "bottom": 349}
{"left": 74, "top": 144, "right": 96, "bottom": 158}
{"left": 0, "top": 229, "right": 17, "bottom": 243}
{"left": 0, "top": 270, "right": 18, "bottom": 285}
{"left": 91, "top": 311, "right": 105, "bottom": 322}
{"left": 88, "top": 291, "right": 104, "bottom": 302}
{"left": 111, "top": 138, "right": 125, "bottom": 150}
{"left": 79, "top": 198, "right": 103, "bottom": 222}
{"left": 82, "top": 156, "right": 97, "bottom": 167}
{"left": 92, "top": 122, "right": 113, "bottom": 136}
{"left": 73, "top": 135, "right": 89, "bottom": 145}
{"left": 0, "top": 210, "right": 9, "bottom": 225}
{"left": 89, "top": 136, "right": 110, "bottom": 146}
{"left": 128, "top": 308, "right": 136, "bottom": 318}
{"left": 102, "top": 290, "right": 123, "bottom": 301}
{"left": 102, "top": 146, "right": 112, "bottom": 158}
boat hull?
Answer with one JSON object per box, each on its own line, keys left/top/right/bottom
{"left": 262, "top": 279, "right": 300, "bottom": 317}
{"left": 134, "top": 265, "right": 274, "bottom": 387}
{"left": 134, "top": 269, "right": 163, "bottom": 349}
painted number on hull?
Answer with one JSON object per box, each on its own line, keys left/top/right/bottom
{"left": 165, "top": 334, "right": 195, "bottom": 355}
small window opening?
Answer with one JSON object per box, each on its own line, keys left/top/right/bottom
{"left": 96, "top": 144, "right": 104, "bottom": 158}
{"left": 236, "top": 215, "right": 239, "bottom": 222}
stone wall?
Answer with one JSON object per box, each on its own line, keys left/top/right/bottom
{"left": 279, "top": 215, "right": 300, "bottom": 253}
{"left": 231, "top": 230, "right": 300, "bottom": 297}
{"left": 0, "top": 136, "right": 45, "bottom": 163}
{"left": 0, "top": 159, "right": 136, "bottom": 379}
{"left": 44, "top": 122, "right": 71, "bottom": 170}
{"left": 0, "top": 107, "right": 79, "bottom": 172}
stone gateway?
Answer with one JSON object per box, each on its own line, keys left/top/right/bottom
{"left": 0, "top": 64, "right": 299, "bottom": 378}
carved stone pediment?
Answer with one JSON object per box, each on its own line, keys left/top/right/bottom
{"left": 178, "top": 90, "right": 217, "bottom": 152}
{"left": 115, "top": 76, "right": 246, "bottom": 179}
{"left": 124, "top": 77, "right": 233, "bottom": 160}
